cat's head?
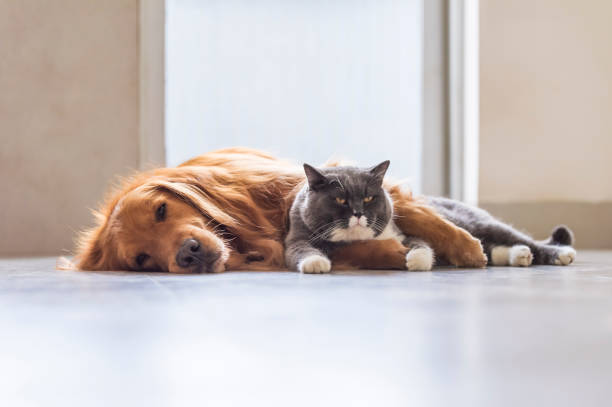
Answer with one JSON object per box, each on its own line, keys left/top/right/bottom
{"left": 300, "top": 161, "right": 392, "bottom": 242}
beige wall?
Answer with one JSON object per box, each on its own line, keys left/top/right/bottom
{"left": 480, "top": 0, "right": 612, "bottom": 248}
{"left": 0, "top": 0, "right": 140, "bottom": 256}
{"left": 480, "top": 0, "right": 612, "bottom": 203}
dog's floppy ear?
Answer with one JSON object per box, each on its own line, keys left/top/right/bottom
{"left": 74, "top": 215, "right": 107, "bottom": 270}
{"left": 150, "top": 180, "right": 239, "bottom": 229}
{"left": 303, "top": 163, "right": 329, "bottom": 190}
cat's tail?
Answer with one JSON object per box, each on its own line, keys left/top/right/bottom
{"left": 541, "top": 225, "right": 574, "bottom": 246}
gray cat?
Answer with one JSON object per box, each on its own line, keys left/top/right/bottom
{"left": 285, "top": 161, "right": 434, "bottom": 273}
{"left": 285, "top": 161, "right": 576, "bottom": 273}
{"left": 427, "top": 197, "right": 576, "bottom": 267}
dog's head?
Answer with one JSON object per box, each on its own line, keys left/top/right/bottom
{"left": 75, "top": 169, "right": 238, "bottom": 273}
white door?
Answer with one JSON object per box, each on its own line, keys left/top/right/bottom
{"left": 166, "top": 0, "right": 423, "bottom": 192}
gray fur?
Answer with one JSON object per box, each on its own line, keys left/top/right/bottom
{"left": 427, "top": 197, "right": 575, "bottom": 265}
{"left": 285, "top": 162, "right": 393, "bottom": 270}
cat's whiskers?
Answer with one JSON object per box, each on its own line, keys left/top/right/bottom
{"left": 311, "top": 221, "right": 344, "bottom": 242}
{"left": 372, "top": 218, "right": 388, "bottom": 233}
{"left": 371, "top": 224, "right": 382, "bottom": 234}
{"left": 309, "top": 219, "right": 344, "bottom": 235}
{"left": 314, "top": 216, "right": 389, "bottom": 242}
{"left": 308, "top": 219, "right": 345, "bottom": 244}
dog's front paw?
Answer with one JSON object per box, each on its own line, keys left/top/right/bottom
{"left": 299, "top": 255, "right": 332, "bottom": 274}
{"left": 447, "top": 233, "right": 487, "bottom": 268}
{"left": 405, "top": 247, "right": 434, "bottom": 271}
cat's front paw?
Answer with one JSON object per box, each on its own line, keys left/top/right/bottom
{"left": 299, "top": 255, "right": 332, "bottom": 274}
{"left": 405, "top": 247, "right": 434, "bottom": 271}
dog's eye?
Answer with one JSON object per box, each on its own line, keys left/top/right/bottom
{"left": 363, "top": 196, "right": 374, "bottom": 203}
{"left": 156, "top": 203, "right": 166, "bottom": 222}
{"left": 335, "top": 197, "right": 346, "bottom": 205}
{"left": 135, "top": 253, "right": 149, "bottom": 267}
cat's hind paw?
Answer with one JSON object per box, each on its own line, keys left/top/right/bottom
{"left": 554, "top": 247, "right": 576, "bottom": 266}
{"left": 405, "top": 247, "right": 434, "bottom": 271}
{"left": 509, "top": 245, "right": 533, "bottom": 267}
{"left": 299, "top": 255, "right": 332, "bottom": 274}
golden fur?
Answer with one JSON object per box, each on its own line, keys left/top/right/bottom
{"left": 73, "top": 148, "right": 486, "bottom": 272}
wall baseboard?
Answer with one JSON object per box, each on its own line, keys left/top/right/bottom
{"left": 480, "top": 201, "right": 612, "bottom": 249}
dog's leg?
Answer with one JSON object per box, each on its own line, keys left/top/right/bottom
{"left": 331, "top": 239, "right": 435, "bottom": 271}
{"left": 387, "top": 187, "right": 487, "bottom": 268}
{"left": 330, "top": 239, "right": 409, "bottom": 270}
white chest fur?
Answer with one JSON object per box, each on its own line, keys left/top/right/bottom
{"left": 329, "top": 225, "right": 376, "bottom": 241}
{"left": 374, "top": 220, "right": 406, "bottom": 243}
{"left": 328, "top": 219, "right": 405, "bottom": 243}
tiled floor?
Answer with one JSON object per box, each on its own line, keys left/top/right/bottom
{"left": 1, "top": 252, "right": 612, "bottom": 407}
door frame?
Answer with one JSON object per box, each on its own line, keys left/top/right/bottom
{"left": 448, "top": 0, "right": 479, "bottom": 204}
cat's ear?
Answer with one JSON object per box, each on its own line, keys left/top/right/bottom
{"left": 303, "top": 163, "right": 329, "bottom": 190}
{"left": 369, "top": 160, "right": 390, "bottom": 186}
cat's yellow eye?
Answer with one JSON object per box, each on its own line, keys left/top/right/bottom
{"left": 335, "top": 197, "right": 346, "bottom": 204}
{"left": 363, "top": 196, "right": 374, "bottom": 203}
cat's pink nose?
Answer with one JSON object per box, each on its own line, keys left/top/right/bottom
{"left": 357, "top": 215, "right": 368, "bottom": 227}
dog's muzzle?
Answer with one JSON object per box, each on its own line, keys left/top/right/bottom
{"left": 175, "top": 238, "right": 221, "bottom": 272}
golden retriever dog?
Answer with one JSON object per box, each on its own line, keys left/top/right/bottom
{"left": 73, "top": 148, "right": 486, "bottom": 273}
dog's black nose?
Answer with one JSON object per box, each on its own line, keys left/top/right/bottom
{"left": 176, "top": 238, "right": 202, "bottom": 268}
{"left": 176, "top": 238, "right": 220, "bottom": 271}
